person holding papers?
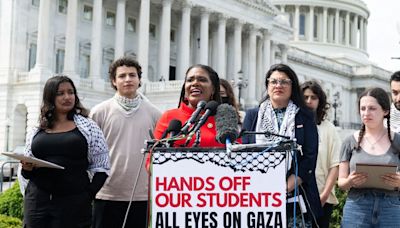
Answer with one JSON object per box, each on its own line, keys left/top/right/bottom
{"left": 153, "top": 64, "right": 224, "bottom": 147}
{"left": 338, "top": 87, "right": 400, "bottom": 227}
{"left": 21, "top": 75, "right": 110, "bottom": 228}
{"left": 242, "top": 64, "right": 321, "bottom": 227}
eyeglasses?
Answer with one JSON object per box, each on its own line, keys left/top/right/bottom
{"left": 268, "top": 78, "right": 292, "bottom": 87}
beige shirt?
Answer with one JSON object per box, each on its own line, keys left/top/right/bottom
{"left": 90, "top": 97, "right": 161, "bottom": 201}
{"left": 316, "top": 120, "right": 341, "bottom": 205}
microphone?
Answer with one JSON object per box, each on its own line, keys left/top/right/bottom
{"left": 185, "top": 101, "right": 219, "bottom": 146}
{"left": 161, "top": 119, "right": 183, "bottom": 139}
{"left": 180, "top": 100, "right": 207, "bottom": 134}
{"left": 215, "top": 104, "right": 239, "bottom": 154}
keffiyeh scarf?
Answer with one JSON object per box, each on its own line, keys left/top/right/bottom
{"left": 255, "top": 99, "right": 299, "bottom": 144}
{"left": 114, "top": 93, "right": 142, "bottom": 113}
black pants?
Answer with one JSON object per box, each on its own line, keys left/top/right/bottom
{"left": 316, "top": 203, "right": 333, "bottom": 228}
{"left": 92, "top": 199, "right": 148, "bottom": 228}
{"left": 24, "top": 182, "right": 92, "bottom": 228}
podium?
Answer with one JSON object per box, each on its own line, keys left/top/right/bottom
{"left": 148, "top": 147, "right": 289, "bottom": 228}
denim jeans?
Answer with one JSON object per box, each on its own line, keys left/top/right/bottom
{"left": 341, "top": 189, "right": 400, "bottom": 228}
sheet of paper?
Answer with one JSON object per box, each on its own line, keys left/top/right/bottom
{"left": 2, "top": 152, "right": 64, "bottom": 169}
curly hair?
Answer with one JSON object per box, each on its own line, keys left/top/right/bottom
{"left": 300, "top": 80, "right": 330, "bottom": 125}
{"left": 39, "top": 75, "right": 88, "bottom": 129}
{"left": 108, "top": 56, "right": 142, "bottom": 90}
{"left": 178, "top": 64, "right": 221, "bottom": 107}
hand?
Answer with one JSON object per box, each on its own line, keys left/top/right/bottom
{"left": 348, "top": 171, "right": 368, "bottom": 188}
{"left": 319, "top": 193, "right": 329, "bottom": 206}
{"left": 21, "top": 161, "right": 35, "bottom": 171}
{"left": 381, "top": 173, "right": 400, "bottom": 188}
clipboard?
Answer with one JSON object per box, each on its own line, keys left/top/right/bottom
{"left": 356, "top": 163, "right": 397, "bottom": 190}
{"left": 1, "top": 152, "right": 65, "bottom": 169}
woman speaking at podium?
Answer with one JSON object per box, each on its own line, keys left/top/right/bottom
{"left": 242, "top": 64, "right": 321, "bottom": 227}
{"left": 153, "top": 64, "right": 224, "bottom": 147}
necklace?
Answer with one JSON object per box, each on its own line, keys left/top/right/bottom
{"left": 364, "top": 130, "right": 387, "bottom": 150}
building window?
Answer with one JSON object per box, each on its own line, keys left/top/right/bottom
{"left": 313, "top": 14, "right": 318, "bottom": 39}
{"left": 106, "top": 11, "right": 116, "bottom": 26}
{"left": 28, "top": 44, "right": 37, "bottom": 70}
{"left": 341, "top": 18, "right": 346, "bottom": 44}
{"left": 80, "top": 54, "right": 90, "bottom": 78}
{"left": 127, "top": 17, "right": 136, "bottom": 32}
{"left": 170, "top": 29, "right": 176, "bottom": 42}
{"left": 32, "top": 0, "right": 40, "bottom": 7}
{"left": 58, "top": 0, "right": 68, "bottom": 14}
{"left": 150, "top": 24, "right": 156, "bottom": 38}
{"left": 83, "top": 5, "right": 93, "bottom": 21}
{"left": 55, "top": 49, "right": 65, "bottom": 73}
{"left": 299, "top": 14, "right": 306, "bottom": 36}
{"left": 103, "top": 59, "right": 112, "bottom": 81}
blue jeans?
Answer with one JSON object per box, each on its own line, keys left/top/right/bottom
{"left": 341, "top": 189, "right": 400, "bottom": 228}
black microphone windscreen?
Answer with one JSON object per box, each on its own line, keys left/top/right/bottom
{"left": 215, "top": 104, "right": 239, "bottom": 143}
{"left": 167, "top": 119, "right": 182, "bottom": 134}
{"left": 205, "top": 101, "right": 219, "bottom": 116}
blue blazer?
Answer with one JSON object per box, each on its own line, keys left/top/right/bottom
{"left": 242, "top": 107, "right": 322, "bottom": 219}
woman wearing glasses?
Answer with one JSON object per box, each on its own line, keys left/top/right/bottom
{"left": 242, "top": 64, "right": 321, "bottom": 227}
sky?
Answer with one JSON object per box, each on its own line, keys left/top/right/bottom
{"left": 363, "top": 0, "right": 400, "bottom": 72}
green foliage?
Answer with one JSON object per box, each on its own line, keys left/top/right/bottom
{"left": 0, "top": 181, "right": 23, "bottom": 220}
{"left": 0, "top": 214, "right": 22, "bottom": 228}
{"left": 330, "top": 185, "right": 347, "bottom": 228}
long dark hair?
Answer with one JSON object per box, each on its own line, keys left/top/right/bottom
{"left": 178, "top": 64, "right": 221, "bottom": 107}
{"left": 300, "top": 80, "right": 330, "bottom": 125}
{"left": 356, "top": 87, "right": 392, "bottom": 150}
{"left": 39, "top": 75, "right": 88, "bottom": 129}
{"left": 261, "top": 63, "right": 306, "bottom": 109}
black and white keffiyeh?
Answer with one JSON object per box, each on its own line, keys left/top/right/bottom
{"left": 255, "top": 99, "right": 299, "bottom": 144}
{"left": 390, "top": 103, "right": 400, "bottom": 133}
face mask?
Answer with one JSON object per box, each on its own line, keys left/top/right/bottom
{"left": 221, "top": 97, "right": 229, "bottom": 104}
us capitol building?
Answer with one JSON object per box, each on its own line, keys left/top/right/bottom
{"left": 0, "top": 0, "right": 391, "bottom": 151}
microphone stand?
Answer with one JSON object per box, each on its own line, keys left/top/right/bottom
{"left": 241, "top": 130, "right": 291, "bottom": 139}
{"left": 193, "top": 130, "right": 201, "bottom": 147}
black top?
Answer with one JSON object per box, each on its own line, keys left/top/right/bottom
{"left": 29, "top": 128, "right": 89, "bottom": 196}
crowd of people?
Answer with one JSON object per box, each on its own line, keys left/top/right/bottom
{"left": 18, "top": 56, "right": 400, "bottom": 228}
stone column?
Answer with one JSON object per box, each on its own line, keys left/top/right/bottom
{"left": 308, "top": 6, "right": 314, "bottom": 42}
{"left": 90, "top": 0, "right": 103, "bottom": 80}
{"left": 279, "top": 44, "right": 288, "bottom": 63}
{"left": 233, "top": 20, "right": 243, "bottom": 83}
{"left": 334, "top": 9, "right": 340, "bottom": 44}
{"left": 64, "top": 0, "right": 78, "bottom": 75}
{"left": 322, "top": 7, "right": 327, "bottom": 43}
{"left": 294, "top": 5, "right": 299, "bottom": 41}
{"left": 158, "top": 0, "right": 173, "bottom": 81}
{"left": 199, "top": 9, "right": 210, "bottom": 65}
{"left": 359, "top": 16, "right": 364, "bottom": 50}
{"left": 33, "top": 0, "right": 52, "bottom": 72}
{"left": 345, "top": 11, "right": 350, "bottom": 46}
{"left": 217, "top": 14, "right": 227, "bottom": 78}
{"left": 270, "top": 42, "right": 276, "bottom": 65}
{"left": 247, "top": 26, "right": 257, "bottom": 104}
{"left": 263, "top": 30, "right": 271, "bottom": 71}
{"left": 363, "top": 19, "right": 367, "bottom": 51}
{"left": 178, "top": 2, "right": 191, "bottom": 80}
{"left": 137, "top": 0, "right": 150, "bottom": 82}
{"left": 114, "top": 0, "right": 126, "bottom": 59}
{"left": 351, "top": 14, "right": 357, "bottom": 47}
